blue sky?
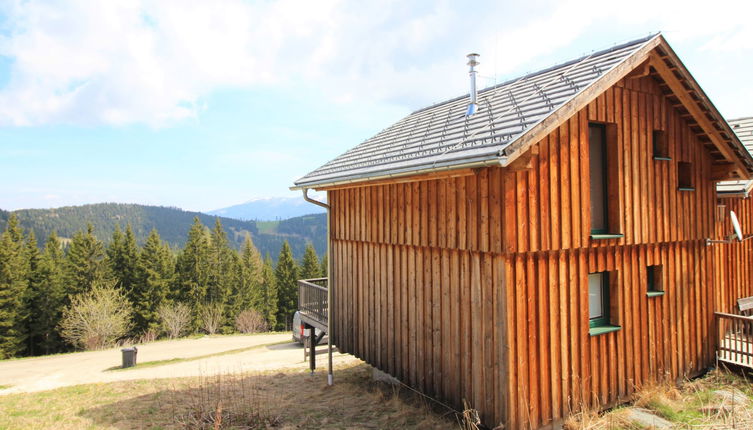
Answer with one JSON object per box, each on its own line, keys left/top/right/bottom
{"left": 1, "top": 0, "right": 752, "bottom": 212}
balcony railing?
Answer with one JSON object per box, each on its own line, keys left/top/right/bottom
{"left": 298, "top": 277, "right": 328, "bottom": 332}
{"left": 716, "top": 311, "right": 753, "bottom": 368}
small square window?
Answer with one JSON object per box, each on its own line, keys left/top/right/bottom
{"left": 647, "top": 265, "right": 664, "bottom": 297}
{"left": 653, "top": 130, "right": 669, "bottom": 159}
{"left": 678, "top": 162, "right": 693, "bottom": 190}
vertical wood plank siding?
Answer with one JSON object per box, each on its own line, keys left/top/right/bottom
{"left": 328, "top": 75, "right": 726, "bottom": 428}
{"left": 715, "top": 197, "right": 753, "bottom": 317}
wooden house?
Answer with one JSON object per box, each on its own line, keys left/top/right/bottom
{"left": 292, "top": 34, "right": 753, "bottom": 429}
{"left": 713, "top": 117, "right": 753, "bottom": 363}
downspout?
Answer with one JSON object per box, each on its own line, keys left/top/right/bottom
{"left": 301, "top": 188, "right": 334, "bottom": 386}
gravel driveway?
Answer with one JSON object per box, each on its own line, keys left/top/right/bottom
{"left": 0, "top": 333, "right": 352, "bottom": 395}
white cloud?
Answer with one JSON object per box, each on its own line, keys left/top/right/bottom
{"left": 0, "top": 0, "right": 751, "bottom": 127}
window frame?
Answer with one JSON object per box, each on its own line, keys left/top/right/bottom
{"left": 588, "top": 122, "right": 624, "bottom": 239}
{"left": 652, "top": 129, "right": 670, "bottom": 160}
{"left": 589, "top": 124, "right": 609, "bottom": 235}
{"left": 647, "top": 265, "right": 665, "bottom": 297}
{"left": 678, "top": 161, "right": 694, "bottom": 191}
{"left": 588, "top": 271, "right": 610, "bottom": 328}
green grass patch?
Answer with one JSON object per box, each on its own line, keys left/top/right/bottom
{"left": 646, "top": 397, "right": 704, "bottom": 424}
{"left": 105, "top": 339, "right": 290, "bottom": 372}
{"left": 256, "top": 220, "right": 279, "bottom": 234}
{"left": 0, "top": 385, "right": 12, "bottom": 390}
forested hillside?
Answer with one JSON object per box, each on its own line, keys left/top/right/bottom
{"left": 0, "top": 204, "right": 326, "bottom": 261}
{"left": 254, "top": 214, "right": 326, "bottom": 260}
{"left": 0, "top": 214, "right": 327, "bottom": 359}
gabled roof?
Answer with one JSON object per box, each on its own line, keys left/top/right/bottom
{"left": 717, "top": 117, "right": 753, "bottom": 197}
{"left": 293, "top": 34, "right": 753, "bottom": 190}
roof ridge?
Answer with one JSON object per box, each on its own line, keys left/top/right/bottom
{"left": 410, "top": 33, "right": 660, "bottom": 116}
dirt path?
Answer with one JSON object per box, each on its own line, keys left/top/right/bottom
{"left": 0, "top": 333, "right": 355, "bottom": 395}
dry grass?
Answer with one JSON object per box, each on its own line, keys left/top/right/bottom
{"left": 565, "top": 368, "right": 753, "bottom": 430}
{"left": 564, "top": 407, "right": 640, "bottom": 430}
{"left": 0, "top": 361, "right": 456, "bottom": 429}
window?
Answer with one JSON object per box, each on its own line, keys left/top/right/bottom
{"left": 589, "top": 123, "right": 623, "bottom": 239}
{"left": 589, "top": 271, "right": 621, "bottom": 335}
{"left": 647, "top": 265, "right": 664, "bottom": 297}
{"left": 588, "top": 272, "right": 610, "bottom": 328}
{"left": 589, "top": 125, "right": 608, "bottom": 234}
{"left": 653, "top": 130, "right": 670, "bottom": 160}
{"left": 678, "top": 162, "right": 694, "bottom": 190}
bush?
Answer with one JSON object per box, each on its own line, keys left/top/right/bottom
{"left": 158, "top": 303, "right": 191, "bottom": 339}
{"left": 200, "top": 303, "right": 224, "bottom": 335}
{"left": 58, "top": 284, "right": 132, "bottom": 350}
{"left": 235, "top": 309, "right": 267, "bottom": 334}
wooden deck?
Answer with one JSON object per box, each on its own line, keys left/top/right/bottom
{"left": 716, "top": 312, "right": 753, "bottom": 368}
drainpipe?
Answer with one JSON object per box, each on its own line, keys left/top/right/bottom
{"left": 301, "top": 188, "right": 333, "bottom": 386}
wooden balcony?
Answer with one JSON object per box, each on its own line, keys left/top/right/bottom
{"left": 298, "top": 277, "right": 328, "bottom": 333}
{"left": 716, "top": 312, "right": 753, "bottom": 368}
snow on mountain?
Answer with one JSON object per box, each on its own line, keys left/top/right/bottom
{"left": 207, "top": 194, "right": 326, "bottom": 221}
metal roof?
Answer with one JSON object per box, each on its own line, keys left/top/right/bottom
{"left": 293, "top": 34, "right": 658, "bottom": 189}
{"left": 717, "top": 117, "right": 753, "bottom": 196}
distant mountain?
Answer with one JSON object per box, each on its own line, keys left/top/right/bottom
{"left": 208, "top": 194, "right": 326, "bottom": 221}
{"left": 0, "top": 203, "right": 258, "bottom": 250}
{"left": 0, "top": 203, "right": 326, "bottom": 261}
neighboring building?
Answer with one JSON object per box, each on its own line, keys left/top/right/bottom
{"left": 715, "top": 117, "right": 753, "bottom": 323}
{"left": 717, "top": 118, "right": 753, "bottom": 198}
{"left": 292, "top": 34, "right": 753, "bottom": 429}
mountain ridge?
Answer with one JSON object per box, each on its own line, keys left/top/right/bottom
{"left": 0, "top": 203, "right": 325, "bottom": 260}
{"left": 208, "top": 194, "right": 326, "bottom": 221}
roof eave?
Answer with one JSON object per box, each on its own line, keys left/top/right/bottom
{"left": 647, "top": 37, "right": 753, "bottom": 179}
{"left": 290, "top": 156, "right": 506, "bottom": 191}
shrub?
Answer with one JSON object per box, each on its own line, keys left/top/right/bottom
{"left": 200, "top": 303, "right": 224, "bottom": 335}
{"left": 58, "top": 283, "right": 132, "bottom": 350}
{"left": 158, "top": 302, "right": 192, "bottom": 339}
{"left": 235, "top": 309, "right": 267, "bottom": 334}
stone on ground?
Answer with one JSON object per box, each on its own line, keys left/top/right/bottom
{"left": 626, "top": 407, "right": 672, "bottom": 429}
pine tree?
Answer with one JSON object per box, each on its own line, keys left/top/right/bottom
{"left": 0, "top": 215, "right": 30, "bottom": 358}
{"left": 64, "top": 224, "right": 108, "bottom": 297}
{"left": 300, "top": 243, "right": 321, "bottom": 279}
{"left": 175, "top": 217, "right": 210, "bottom": 331}
{"left": 133, "top": 229, "right": 174, "bottom": 335}
{"left": 259, "top": 255, "right": 278, "bottom": 329}
{"left": 206, "top": 219, "right": 233, "bottom": 305}
{"left": 27, "top": 232, "right": 66, "bottom": 355}
{"left": 229, "top": 234, "right": 263, "bottom": 322}
{"left": 24, "top": 230, "right": 40, "bottom": 355}
{"left": 107, "top": 224, "right": 140, "bottom": 299}
{"left": 320, "top": 253, "right": 328, "bottom": 278}
{"left": 274, "top": 241, "right": 298, "bottom": 331}
{"left": 222, "top": 251, "right": 241, "bottom": 332}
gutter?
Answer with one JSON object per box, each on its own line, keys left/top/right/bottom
{"left": 300, "top": 188, "right": 334, "bottom": 386}
{"left": 291, "top": 157, "right": 506, "bottom": 191}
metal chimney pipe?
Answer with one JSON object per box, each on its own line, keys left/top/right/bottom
{"left": 466, "top": 53, "right": 480, "bottom": 116}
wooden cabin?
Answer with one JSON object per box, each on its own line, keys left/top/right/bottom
{"left": 713, "top": 117, "right": 753, "bottom": 366}
{"left": 292, "top": 34, "right": 753, "bottom": 429}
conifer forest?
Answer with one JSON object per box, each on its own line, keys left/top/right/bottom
{"left": 0, "top": 214, "right": 325, "bottom": 359}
